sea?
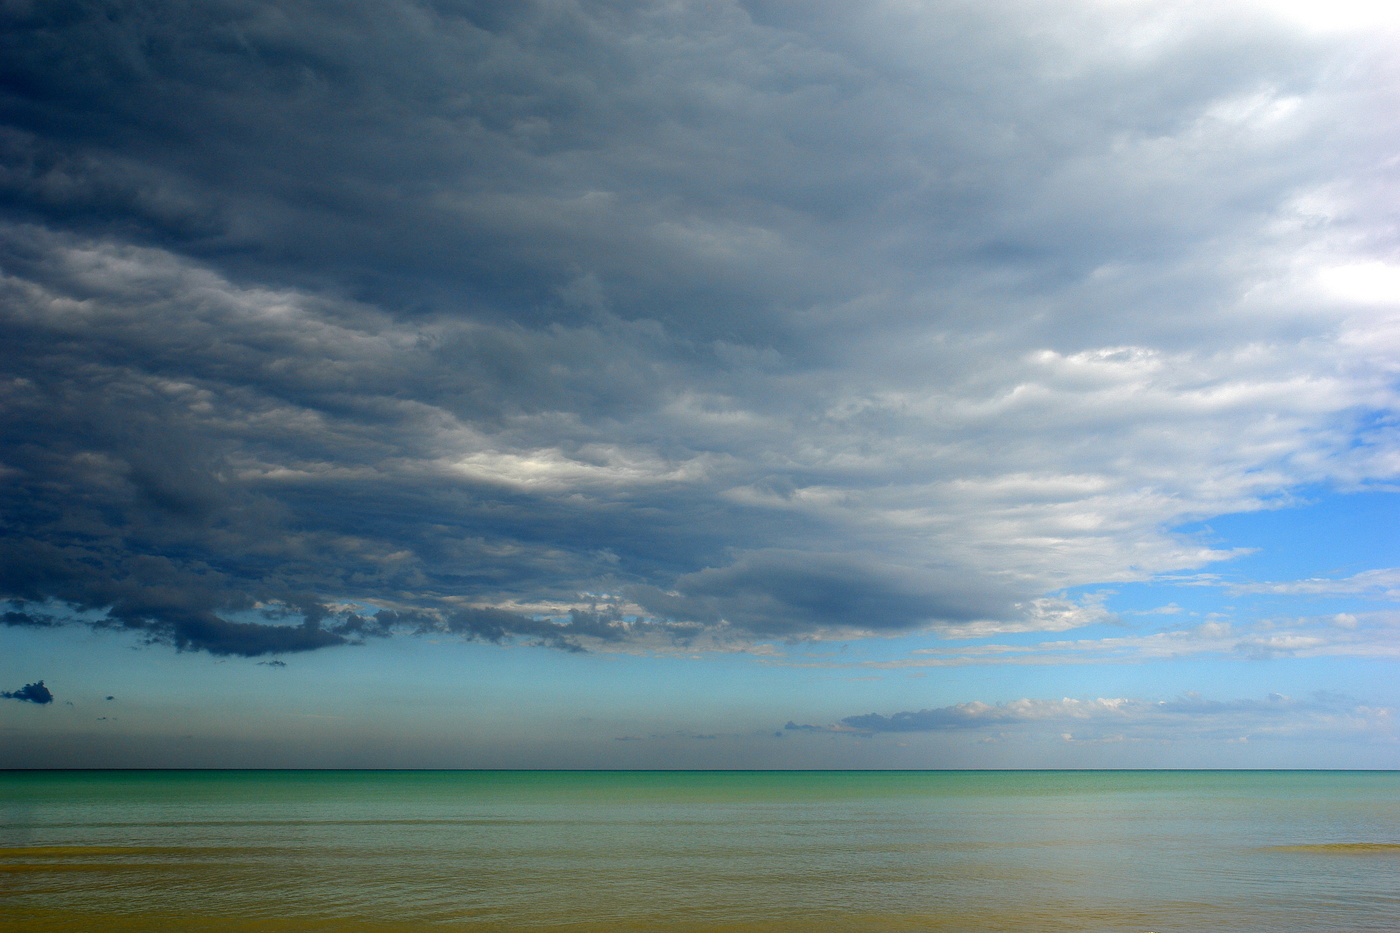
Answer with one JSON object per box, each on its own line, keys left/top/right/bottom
{"left": 2, "top": 770, "right": 1398, "bottom": 932}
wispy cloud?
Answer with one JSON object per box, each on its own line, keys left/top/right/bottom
{"left": 791, "top": 691, "right": 1395, "bottom": 743}
{"left": 1230, "top": 567, "right": 1400, "bottom": 598}
{"left": 857, "top": 613, "right": 1400, "bottom": 667}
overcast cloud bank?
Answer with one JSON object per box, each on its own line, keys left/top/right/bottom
{"left": 1, "top": 0, "right": 1398, "bottom": 658}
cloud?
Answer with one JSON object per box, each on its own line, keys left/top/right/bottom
{"left": 1230, "top": 567, "right": 1400, "bottom": 598}
{"left": 2, "top": 609, "right": 56, "bottom": 627}
{"left": 851, "top": 612, "right": 1400, "bottom": 668}
{"left": 1, "top": 1, "right": 1398, "bottom": 657}
{"left": 614, "top": 730, "right": 721, "bottom": 742}
{"left": 1, "top": 680, "right": 54, "bottom": 704}
{"left": 792, "top": 691, "right": 1395, "bottom": 742}
{"left": 633, "top": 552, "right": 1014, "bottom": 637}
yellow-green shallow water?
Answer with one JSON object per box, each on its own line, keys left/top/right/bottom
{"left": 3, "top": 770, "right": 1399, "bottom": 932}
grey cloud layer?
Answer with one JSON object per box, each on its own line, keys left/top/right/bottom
{"left": 1, "top": 1, "right": 1397, "bottom": 655}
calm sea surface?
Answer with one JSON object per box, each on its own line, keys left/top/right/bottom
{"left": 2, "top": 770, "right": 1398, "bottom": 932}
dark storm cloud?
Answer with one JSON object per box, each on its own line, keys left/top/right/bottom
{"left": 633, "top": 552, "right": 1008, "bottom": 637}
{"left": 0, "top": 216, "right": 1022, "bottom": 653}
{"left": 0, "top": 0, "right": 1331, "bottom": 328}
{"left": 1, "top": 680, "right": 53, "bottom": 704}
{"left": 3, "top": 609, "right": 55, "bottom": 627}
{"left": 0, "top": 0, "right": 849, "bottom": 334}
{"left": 1, "top": 0, "right": 1397, "bottom": 656}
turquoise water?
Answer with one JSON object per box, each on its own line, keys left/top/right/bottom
{"left": 2, "top": 770, "right": 1399, "bottom": 932}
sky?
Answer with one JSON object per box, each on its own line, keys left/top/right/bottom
{"left": 1, "top": 0, "right": 1399, "bottom": 769}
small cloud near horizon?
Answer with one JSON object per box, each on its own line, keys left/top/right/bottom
{"left": 2, "top": 681, "right": 54, "bottom": 704}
